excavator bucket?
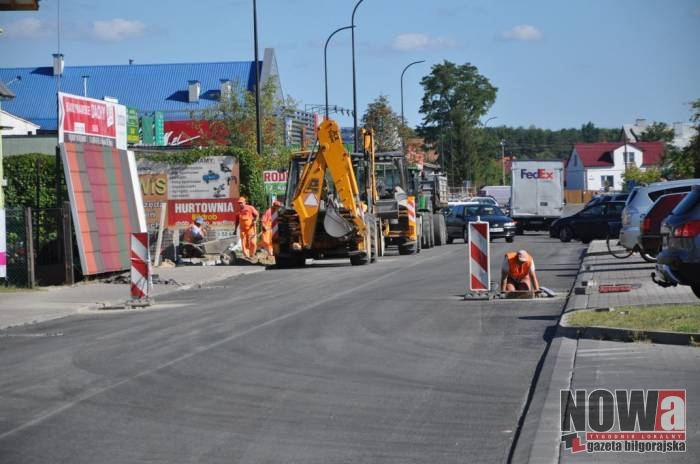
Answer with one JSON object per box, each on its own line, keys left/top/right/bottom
{"left": 323, "top": 203, "right": 354, "bottom": 238}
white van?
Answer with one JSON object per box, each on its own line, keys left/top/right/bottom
{"left": 619, "top": 178, "right": 700, "bottom": 252}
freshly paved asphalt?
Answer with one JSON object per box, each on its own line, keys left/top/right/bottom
{"left": 2, "top": 232, "right": 698, "bottom": 463}
{"left": 0, "top": 234, "right": 580, "bottom": 464}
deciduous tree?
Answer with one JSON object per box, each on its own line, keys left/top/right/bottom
{"left": 417, "top": 61, "right": 497, "bottom": 187}
{"left": 361, "top": 95, "right": 402, "bottom": 152}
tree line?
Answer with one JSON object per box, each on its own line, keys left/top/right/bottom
{"left": 361, "top": 61, "right": 699, "bottom": 188}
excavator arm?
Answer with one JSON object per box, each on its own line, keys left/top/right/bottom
{"left": 291, "top": 118, "right": 366, "bottom": 248}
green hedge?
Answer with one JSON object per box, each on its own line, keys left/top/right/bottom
{"left": 3, "top": 153, "right": 65, "bottom": 208}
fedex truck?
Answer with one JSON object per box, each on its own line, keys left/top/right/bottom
{"left": 510, "top": 160, "right": 565, "bottom": 233}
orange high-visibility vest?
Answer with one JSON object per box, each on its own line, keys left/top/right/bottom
{"left": 238, "top": 204, "right": 258, "bottom": 229}
{"left": 506, "top": 252, "right": 532, "bottom": 281}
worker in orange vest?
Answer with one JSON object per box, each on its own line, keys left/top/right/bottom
{"left": 183, "top": 217, "right": 207, "bottom": 244}
{"left": 260, "top": 200, "right": 282, "bottom": 255}
{"left": 235, "top": 196, "right": 259, "bottom": 258}
{"left": 501, "top": 249, "right": 540, "bottom": 292}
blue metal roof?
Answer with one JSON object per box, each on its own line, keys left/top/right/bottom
{"left": 0, "top": 61, "right": 257, "bottom": 130}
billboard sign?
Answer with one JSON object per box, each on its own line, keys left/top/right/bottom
{"left": 137, "top": 155, "right": 240, "bottom": 231}
{"left": 127, "top": 107, "right": 139, "bottom": 145}
{"left": 263, "top": 170, "right": 288, "bottom": 197}
{"left": 58, "top": 92, "right": 127, "bottom": 150}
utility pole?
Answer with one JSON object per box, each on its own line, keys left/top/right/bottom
{"left": 500, "top": 139, "right": 506, "bottom": 185}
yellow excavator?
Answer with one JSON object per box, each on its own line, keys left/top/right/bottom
{"left": 273, "top": 118, "right": 380, "bottom": 267}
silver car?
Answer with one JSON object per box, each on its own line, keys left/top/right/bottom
{"left": 618, "top": 179, "right": 700, "bottom": 255}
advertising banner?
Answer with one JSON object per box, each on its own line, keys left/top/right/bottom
{"left": 127, "top": 107, "right": 139, "bottom": 145}
{"left": 58, "top": 92, "right": 127, "bottom": 150}
{"left": 60, "top": 143, "right": 146, "bottom": 275}
{"left": 137, "top": 155, "right": 240, "bottom": 232}
{"left": 263, "top": 170, "right": 288, "bottom": 197}
{"left": 154, "top": 111, "right": 165, "bottom": 146}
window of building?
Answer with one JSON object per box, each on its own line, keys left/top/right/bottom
{"left": 624, "top": 151, "right": 635, "bottom": 168}
{"left": 601, "top": 175, "right": 614, "bottom": 191}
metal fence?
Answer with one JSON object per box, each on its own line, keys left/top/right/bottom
{"left": 2, "top": 205, "right": 72, "bottom": 288}
{"left": 4, "top": 207, "right": 29, "bottom": 287}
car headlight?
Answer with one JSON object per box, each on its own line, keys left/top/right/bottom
{"left": 504, "top": 221, "right": 516, "bottom": 227}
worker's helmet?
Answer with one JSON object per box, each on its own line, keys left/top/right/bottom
{"left": 517, "top": 250, "right": 530, "bottom": 262}
{"left": 195, "top": 217, "right": 204, "bottom": 225}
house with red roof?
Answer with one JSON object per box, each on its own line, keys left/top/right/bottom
{"left": 565, "top": 141, "right": 665, "bottom": 191}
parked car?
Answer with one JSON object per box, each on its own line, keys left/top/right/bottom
{"left": 636, "top": 192, "right": 688, "bottom": 261}
{"left": 467, "top": 196, "right": 499, "bottom": 207}
{"left": 619, "top": 179, "right": 700, "bottom": 256}
{"left": 549, "top": 201, "right": 626, "bottom": 243}
{"left": 652, "top": 185, "right": 700, "bottom": 298}
{"left": 445, "top": 202, "right": 516, "bottom": 243}
{"left": 585, "top": 192, "right": 629, "bottom": 208}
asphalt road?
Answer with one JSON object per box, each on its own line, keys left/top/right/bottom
{"left": 0, "top": 233, "right": 586, "bottom": 464}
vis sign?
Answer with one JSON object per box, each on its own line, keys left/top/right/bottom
{"left": 520, "top": 168, "right": 554, "bottom": 180}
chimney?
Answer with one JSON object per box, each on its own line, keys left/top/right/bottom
{"left": 188, "top": 80, "right": 200, "bottom": 103}
{"left": 52, "top": 53, "right": 64, "bottom": 76}
{"left": 635, "top": 118, "right": 647, "bottom": 128}
{"left": 220, "top": 79, "right": 232, "bottom": 101}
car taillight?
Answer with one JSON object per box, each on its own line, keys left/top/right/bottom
{"left": 673, "top": 220, "right": 700, "bottom": 238}
{"left": 641, "top": 217, "right": 651, "bottom": 234}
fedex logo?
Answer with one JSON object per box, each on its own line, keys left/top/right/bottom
{"left": 520, "top": 168, "right": 554, "bottom": 180}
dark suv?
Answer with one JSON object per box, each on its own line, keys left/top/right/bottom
{"left": 637, "top": 192, "right": 688, "bottom": 261}
{"left": 652, "top": 185, "right": 700, "bottom": 298}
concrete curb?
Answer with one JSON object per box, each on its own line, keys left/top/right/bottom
{"left": 559, "top": 310, "right": 700, "bottom": 346}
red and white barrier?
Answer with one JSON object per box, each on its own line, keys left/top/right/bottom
{"left": 406, "top": 196, "right": 417, "bottom": 240}
{"left": 468, "top": 221, "right": 490, "bottom": 292}
{"left": 271, "top": 209, "right": 279, "bottom": 240}
{"left": 130, "top": 232, "right": 151, "bottom": 300}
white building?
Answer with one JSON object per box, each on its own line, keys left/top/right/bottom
{"left": 0, "top": 109, "right": 39, "bottom": 135}
{"left": 622, "top": 118, "right": 697, "bottom": 150}
{"left": 566, "top": 141, "right": 665, "bottom": 192}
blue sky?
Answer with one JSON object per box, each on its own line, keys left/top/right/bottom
{"left": 1, "top": 0, "right": 699, "bottom": 130}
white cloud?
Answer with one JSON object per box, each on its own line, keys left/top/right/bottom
{"left": 391, "top": 33, "right": 458, "bottom": 51}
{"left": 3, "top": 18, "right": 50, "bottom": 39}
{"left": 90, "top": 19, "right": 146, "bottom": 42}
{"left": 501, "top": 25, "right": 543, "bottom": 42}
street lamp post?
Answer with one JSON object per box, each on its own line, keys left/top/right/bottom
{"left": 253, "top": 0, "right": 262, "bottom": 156}
{"left": 500, "top": 139, "right": 506, "bottom": 185}
{"left": 351, "top": 0, "right": 365, "bottom": 152}
{"left": 483, "top": 116, "right": 497, "bottom": 127}
{"left": 325, "top": 25, "right": 354, "bottom": 120}
{"left": 400, "top": 60, "right": 425, "bottom": 128}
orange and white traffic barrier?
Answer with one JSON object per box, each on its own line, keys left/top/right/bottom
{"left": 468, "top": 220, "right": 490, "bottom": 293}
{"left": 130, "top": 232, "right": 151, "bottom": 300}
{"left": 271, "top": 209, "right": 279, "bottom": 240}
{"left": 406, "top": 195, "right": 417, "bottom": 240}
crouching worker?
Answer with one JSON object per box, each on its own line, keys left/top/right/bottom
{"left": 501, "top": 249, "right": 540, "bottom": 293}
{"left": 183, "top": 217, "right": 207, "bottom": 244}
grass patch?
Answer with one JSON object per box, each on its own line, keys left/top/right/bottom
{"left": 567, "top": 305, "right": 700, "bottom": 333}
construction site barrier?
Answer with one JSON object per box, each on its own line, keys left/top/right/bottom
{"left": 468, "top": 220, "right": 490, "bottom": 292}
{"left": 130, "top": 232, "right": 151, "bottom": 300}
